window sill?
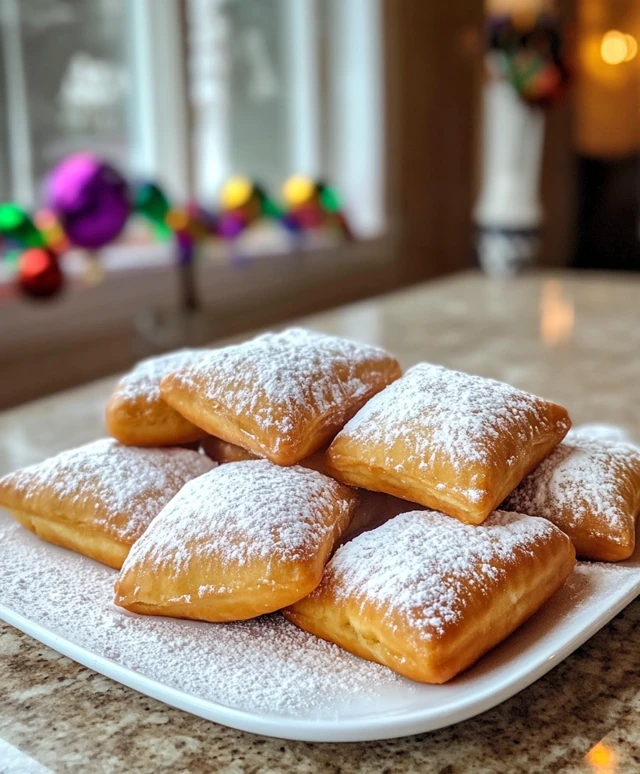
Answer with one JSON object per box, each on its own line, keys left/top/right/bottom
{"left": 0, "top": 237, "right": 399, "bottom": 364}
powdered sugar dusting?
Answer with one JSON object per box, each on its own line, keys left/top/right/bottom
{"left": 0, "top": 439, "right": 215, "bottom": 542}
{"left": 333, "top": 363, "right": 569, "bottom": 501}
{"left": 316, "top": 509, "right": 565, "bottom": 639}
{"left": 116, "top": 349, "right": 206, "bottom": 404}
{"left": 164, "top": 328, "right": 398, "bottom": 449}
{"left": 0, "top": 515, "right": 405, "bottom": 716}
{"left": 504, "top": 436, "right": 640, "bottom": 542}
{"left": 121, "top": 460, "right": 356, "bottom": 582}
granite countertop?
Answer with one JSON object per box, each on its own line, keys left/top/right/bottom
{"left": 1, "top": 271, "right": 639, "bottom": 773}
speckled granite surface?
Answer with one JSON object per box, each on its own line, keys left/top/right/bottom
{"left": 1, "top": 271, "right": 639, "bottom": 773}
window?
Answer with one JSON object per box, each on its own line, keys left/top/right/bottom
{"left": 1, "top": 0, "right": 385, "bottom": 237}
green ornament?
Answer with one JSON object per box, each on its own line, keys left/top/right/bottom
{"left": 261, "top": 196, "right": 285, "bottom": 219}
{"left": 134, "top": 183, "right": 172, "bottom": 239}
{"left": 319, "top": 186, "right": 342, "bottom": 213}
{"left": 0, "top": 203, "right": 45, "bottom": 248}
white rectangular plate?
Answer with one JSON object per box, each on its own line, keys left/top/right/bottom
{"left": 1, "top": 509, "right": 639, "bottom": 743}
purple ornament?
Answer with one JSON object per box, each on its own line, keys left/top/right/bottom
{"left": 46, "top": 153, "right": 131, "bottom": 249}
{"left": 218, "top": 211, "right": 246, "bottom": 240}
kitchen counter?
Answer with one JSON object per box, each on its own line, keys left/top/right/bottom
{"left": 1, "top": 271, "right": 639, "bottom": 773}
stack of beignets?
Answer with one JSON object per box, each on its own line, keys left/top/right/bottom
{"left": 8, "top": 324, "right": 630, "bottom": 686}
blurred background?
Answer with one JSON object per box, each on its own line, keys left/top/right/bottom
{"left": 0, "top": 0, "right": 638, "bottom": 408}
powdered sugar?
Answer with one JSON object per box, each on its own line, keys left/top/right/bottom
{"left": 332, "top": 363, "right": 570, "bottom": 501}
{"left": 121, "top": 460, "right": 355, "bottom": 582}
{"left": 317, "top": 509, "right": 564, "bottom": 638}
{"left": 0, "top": 439, "right": 215, "bottom": 542}
{"left": 504, "top": 436, "right": 640, "bottom": 542}
{"left": 0, "top": 514, "right": 405, "bottom": 716}
{"left": 116, "top": 349, "right": 205, "bottom": 404}
{"left": 164, "top": 328, "right": 398, "bottom": 449}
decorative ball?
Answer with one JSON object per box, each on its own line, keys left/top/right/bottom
{"left": 18, "top": 247, "right": 64, "bottom": 299}
{"left": 220, "top": 177, "right": 254, "bottom": 211}
{"left": 0, "top": 203, "right": 44, "bottom": 248}
{"left": 283, "top": 175, "right": 315, "bottom": 208}
{"left": 46, "top": 153, "right": 131, "bottom": 249}
{"left": 218, "top": 211, "right": 246, "bottom": 240}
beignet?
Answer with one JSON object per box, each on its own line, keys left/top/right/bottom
{"left": 160, "top": 328, "right": 401, "bottom": 465}
{"left": 106, "top": 350, "right": 208, "bottom": 446}
{"left": 326, "top": 363, "right": 571, "bottom": 524}
{"left": 0, "top": 439, "right": 215, "bottom": 569}
{"left": 284, "top": 509, "right": 575, "bottom": 684}
{"left": 114, "top": 459, "right": 359, "bottom": 621}
{"left": 503, "top": 435, "right": 640, "bottom": 561}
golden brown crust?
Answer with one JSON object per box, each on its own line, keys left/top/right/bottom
{"left": 284, "top": 510, "right": 576, "bottom": 683}
{"left": 504, "top": 437, "right": 640, "bottom": 561}
{"left": 8, "top": 508, "right": 129, "bottom": 569}
{"left": 326, "top": 364, "right": 571, "bottom": 524}
{"left": 160, "top": 328, "right": 402, "bottom": 466}
{"left": 105, "top": 350, "right": 208, "bottom": 446}
{"left": 0, "top": 439, "right": 215, "bottom": 569}
{"left": 114, "top": 460, "right": 359, "bottom": 621}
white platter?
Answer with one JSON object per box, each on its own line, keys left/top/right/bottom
{"left": 1, "top": 509, "right": 639, "bottom": 743}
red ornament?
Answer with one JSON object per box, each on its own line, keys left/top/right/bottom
{"left": 18, "top": 247, "right": 64, "bottom": 299}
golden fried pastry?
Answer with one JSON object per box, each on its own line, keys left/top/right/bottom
{"left": 325, "top": 363, "right": 571, "bottom": 524}
{"left": 160, "top": 328, "right": 401, "bottom": 466}
{"left": 503, "top": 436, "right": 640, "bottom": 561}
{"left": 284, "top": 509, "right": 575, "bottom": 684}
{"left": 0, "top": 439, "right": 214, "bottom": 569}
{"left": 106, "top": 350, "right": 209, "bottom": 446}
{"left": 201, "top": 436, "right": 329, "bottom": 473}
{"left": 114, "top": 459, "right": 359, "bottom": 621}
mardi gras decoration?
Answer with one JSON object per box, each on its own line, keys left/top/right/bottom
{"left": 1, "top": 154, "right": 352, "bottom": 303}
{"left": 487, "top": 14, "right": 570, "bottom": 108}
{"left": 283, "top": 176, "right": 353, "bottom": 241}
{"left": 46, "top": 153, "right": 131, "bottom": 249}
{"left": 17, "top": 247, "right": 64, "bottom": 299}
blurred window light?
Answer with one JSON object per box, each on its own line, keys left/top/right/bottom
{"left": 600, "top": 30, "right": 637, "bottom": 65}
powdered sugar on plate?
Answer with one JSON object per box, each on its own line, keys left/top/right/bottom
{"left": 316, "top": 510, "right": 568, "bottom": 639}
{"left": 0, "top": 515, "right": 406, "bottom": 717}
{"left": 0, "top": 439, "right": 215, "bottom": 543}
{"left": 163, "top": 328, "right": 399, "bottom": 448}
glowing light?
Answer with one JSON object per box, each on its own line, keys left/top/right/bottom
{"left": 586, "top": 740, "right": 616, "bottom": 772}
{"left": 539, "top": 280, "right": 574, "bottom": 347}
{"left": 600, "top": 30, "right": 636, "bottom": 65}
{"left": 283, "top": 175, "right": 315, "bottom": 208}
{"left": 624, "top": 34, "right": 638, "bottom": 61}
{"left": 20, "top": 248, "right": 51, "bottom": 279}
{"left": 220, "top": 177, "right": 253, "bottom": 211}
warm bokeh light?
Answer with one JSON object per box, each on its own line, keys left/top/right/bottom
{"left": 586, "top": 740, "right": 616, "bottom": 772}
{"left": 165, "top": 208, "right": 189, "bottom": 232}
{"left": 283, "top": 175, "right": 315, "bottom": 208}
{"left": 539, "top": 280, "right": 574, "bottom": 347}
{"left": 600, "top": 30, "right": 637, "bottom": 65}
{"left": 220, "top": 176, "right": 253, "bottom": 211}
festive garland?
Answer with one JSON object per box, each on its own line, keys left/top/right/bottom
{"left": 0, "top": 154, "right": 352, "bottom": 300}
{"left": 487, "top": 12, "right": 571, "bottom": 107}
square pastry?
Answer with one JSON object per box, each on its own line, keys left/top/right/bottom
{"left": 503, "top": 434, "right": 640, "bottom": 561}
{"left": 325, "top": 363, "right": 571, "bottom": 524}
{"left": 284, "top": 509, "right": 575, "bottom": 683}
{"left": 114, "top": 459, "right": 359, "bottom": 621}
{"left": 106, "top": 350, "right": 209, "bottom": 446}
{"left": 0, "top": 439, "right": 215, "bottom": 569}
{"left": 159, "top": 328, "right": 401, "bottom": 466}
